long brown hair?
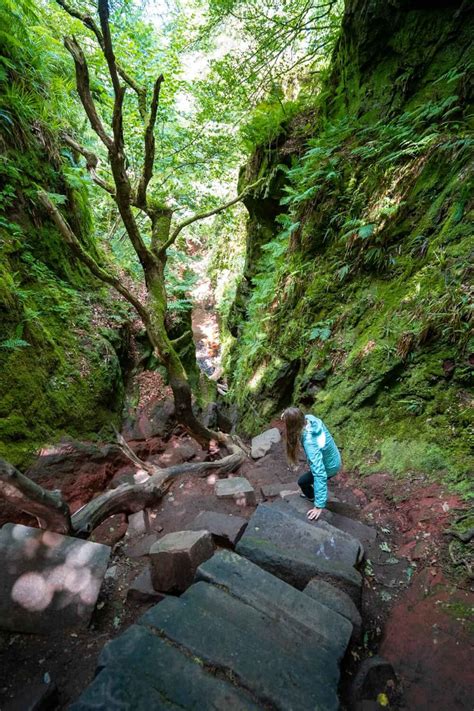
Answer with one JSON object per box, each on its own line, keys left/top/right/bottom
{"left": 282, "top": 407, "right": 306, "bottom": 466}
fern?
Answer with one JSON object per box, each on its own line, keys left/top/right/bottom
{"left": 0, "top": 337, "right": 30, "bottom": 350}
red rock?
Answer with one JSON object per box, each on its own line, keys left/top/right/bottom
{"left": 90, "top": 514, "right": 128, "bottom": 546}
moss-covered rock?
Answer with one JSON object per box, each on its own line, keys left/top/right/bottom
{"left": 227, "top": 0, "right": 473, "bottom": 494}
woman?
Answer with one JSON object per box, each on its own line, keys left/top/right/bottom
{"left": 281, "top": 407, "right": 341, "bottom": 521}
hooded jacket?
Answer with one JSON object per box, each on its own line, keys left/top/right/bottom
{"left": 300, "top": 414, "right": 341, "bottom": 508}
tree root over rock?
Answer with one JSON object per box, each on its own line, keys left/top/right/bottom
{"left": 0, "top": 432, "right": 246, "bottom": 538}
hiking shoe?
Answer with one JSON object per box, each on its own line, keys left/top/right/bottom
{"left": 299, "top": 493, "right": 313, "bottom": 501}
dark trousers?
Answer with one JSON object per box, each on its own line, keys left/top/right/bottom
{"left": 298, "top": 471, "right": 314, "bottom": 501}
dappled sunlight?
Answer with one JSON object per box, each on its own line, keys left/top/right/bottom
{"left": 11, "top": 572, "right": 53, "bottom": 612}
{"left": 248, "top": 363, "right": 268, "bottom": 391}
{"left": 0, "top": 524, "right": 109, "bottom": 632}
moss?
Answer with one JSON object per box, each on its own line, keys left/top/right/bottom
{"left": 226, "top": 0, "right": 473, "bottom": 495}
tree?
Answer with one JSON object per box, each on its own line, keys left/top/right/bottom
{"left": 39, "top": 0, "right": 259, "bottom": 447}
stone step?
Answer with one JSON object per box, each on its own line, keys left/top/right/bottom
{"left": 236, "top": 532, "right": 362, "bottom": 603}
{"left": 270, "top": 498, "right": 365, "bottom": 563}
{"left": 236, "top": 503, "right": 361, "bottom": 567}
{"left": 139, "top": 580, "right": 341, "bottom": 711}
{"left": 71, "top": 624, "right": 260, "bottom": 710}
{"left": 277, "top": 493, "right": 375, "bottom": 549}
{"left": 280, "top": 493, "right": 377, "bottom": 549}
{"left": 196, "top": 550, "right": 352, "bottom": 661}
{"left": 303, "top": 578, "right": 362, "bottom": 641}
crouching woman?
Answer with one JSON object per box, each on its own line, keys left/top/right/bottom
{"left": 282, "top": 407, "right": 342, "bottom": 521}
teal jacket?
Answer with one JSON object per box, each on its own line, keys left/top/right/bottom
{"left": 300, "top": 414, "right": 341, "bottom": 508}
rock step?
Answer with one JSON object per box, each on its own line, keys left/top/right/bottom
{"left": 303, "top": 578, "right": 362, "bottom": 640}
{"left": 196, "top": 550, "right": 352, "bottom": 661}
{"left": 236, "top": 504, "right": 362, "bottom": 602}
{"left": 215, "top": 476, "right": 256, "bottom": 506}
{"left": 240, "top": 503, "right": 362, "bottom": 566}
{"left": 71, "top": 624, "right": 260, "bottom": 710}
{"left": 237, "top": 533, "right": 362, "bottom": 603}
{"left": 269, "top": 498, "right": 365, "bottom": 563}
{"left": 279, "top": 493, "right": 376, "bottom": 550}
{"left": 139, "top": 580, "right": 341, "bottom": 710}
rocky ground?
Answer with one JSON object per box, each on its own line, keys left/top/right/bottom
{"left": 0, "top": 403, "right": 472, "bottom": 710}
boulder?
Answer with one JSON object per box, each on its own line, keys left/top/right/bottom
{"left": 123, "top": 532, "right": 160, "bottom": 559}
{"left": 139, "top": 581, "right": 341, "bottom": 710}
{"left": 350, "top": 656, "right": 397, "bottom": 704}
{"left": 251, "top": 427, "right": 281, "bottom": 459}
{"left": 303, "top": 578, "right": 362, "bottom": 640}
{"left": 71, "top": 624, "right": 260, "bottom": 711}
{"left": 149, "top": 530, "right": 215, "bottom": 593}
{"left": 240, "top": 503, "right": 361, "bottom": 567}
{"left": 188, "top": 511, "right": 247, "bottom": 547}
{"left": 196, "top": 550, "right": 352, "bottom": 660}
{"left": 0, "top": 523, "right": 110, "bottom": 634}
{"left": 214, "top": 477, "right": 256, "bottom": 506}
{"left": 127, "top": 567, "right": 167, "bottom": 604}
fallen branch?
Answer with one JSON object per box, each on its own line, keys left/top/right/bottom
{"left": 0, "top": 458, "right": 71, "bottom": 534}
{"left": 0, "top": 434, "right": 247, "bottom": 539}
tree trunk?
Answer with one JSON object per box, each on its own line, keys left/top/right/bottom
{"left": 144, "top": 253, "right": 215, "bottom": 447}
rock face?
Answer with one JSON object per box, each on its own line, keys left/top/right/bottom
{"left": 236, "top": 504, "right": 362, "bottom": 601}
{"left": 149, "top": 530, "right": 215, "bottom": 593}
{"left": 303, "top": 578, "right": 362, "bottom": 640}
{"left": 188, "top": 511, "right": 247, "bottom": 547}
{"left": 214, "top": 476, "right": 256, "bottom": 506}
{"left": 0, "top": 523, "right": 110, "bottom": 634}
{"left": 251, "top": 427, "right": 281, "bottom": 458}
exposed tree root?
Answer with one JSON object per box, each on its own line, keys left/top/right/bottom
{"left": 0, "top": 433, "right": 247, "bottom": 538}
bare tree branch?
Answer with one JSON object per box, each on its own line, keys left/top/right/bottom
{"left": 159, "top": 179, "right": 264, "bottom": 253}
{"left": 0, "top": 458, "right": 71, "bottom": 534}
{"left": 98, "top": 0, "right": 122, "bottom": 99}
{"left": 38, "top": 190, "right": 152, "bottom": 328}
{"left": 55, "top": 0, "right": 147, "bottom": 117}
{"left": 64, "top": 36, "right": 113, "bottom": 149}
{"left": 136, "top": 74, "right": 165, "bottom": 209}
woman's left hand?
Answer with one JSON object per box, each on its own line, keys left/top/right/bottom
{"left": 307, "top": 507, "right": 323, "bottom": 521}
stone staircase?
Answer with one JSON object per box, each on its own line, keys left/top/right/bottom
{"left": 71, "top": 494, "right": 377, "bottom": 710}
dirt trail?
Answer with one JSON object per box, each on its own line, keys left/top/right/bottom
{"left": 190, "top": 255, "right": 222, "bottom": 380}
